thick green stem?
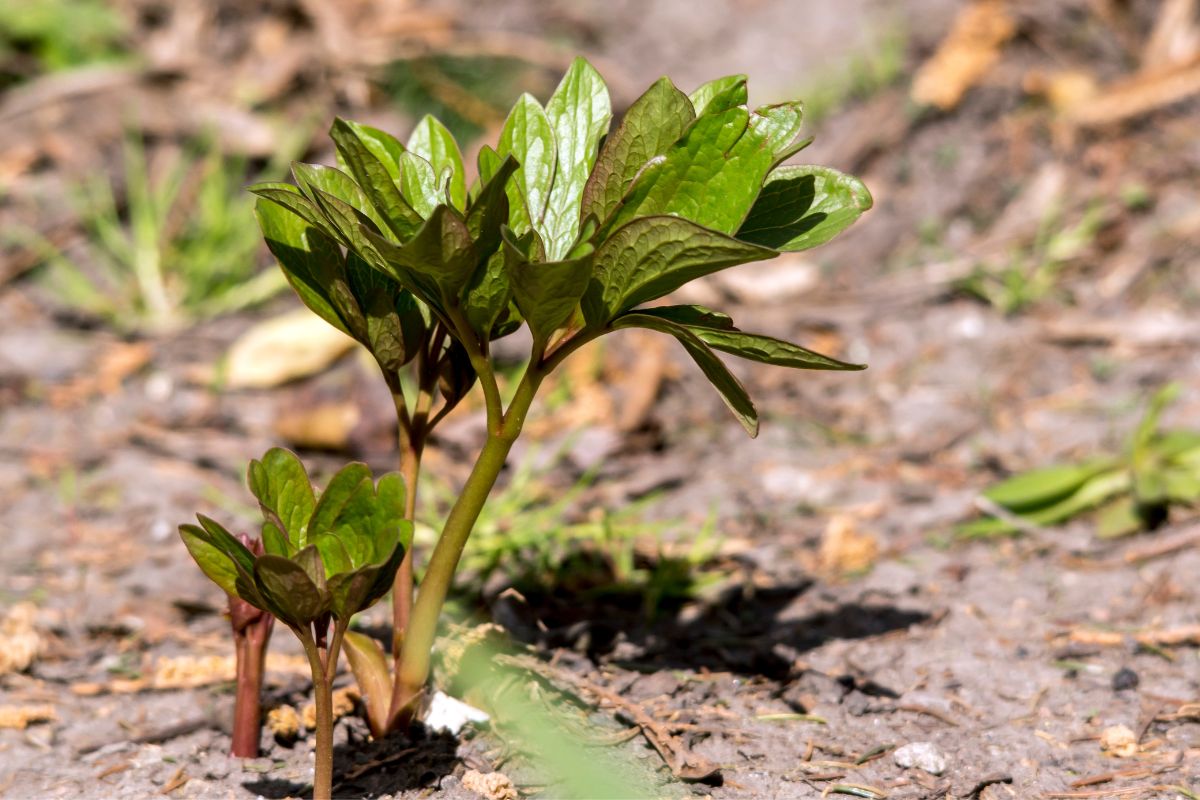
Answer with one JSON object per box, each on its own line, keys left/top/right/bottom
{"left": 392, "top": 435, "right": 421, "bottom": 660}
{"left": 312, "top": 670, "right": 334, "bottom": 800}
{"left": 301, "top": 622, "right": 346, "bottom": 800}
{"left": 389, "top": 367, "right": 542, "bottom": 722}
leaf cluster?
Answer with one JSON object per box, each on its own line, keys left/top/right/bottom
{"left": 253, "top": 58, "right": 872, "bottom": 437}
{"left": 963, "top": 384, "right": 1200, "bottom": 538}
{"left": 180, "top": 448, "right": 411, "bottom": 628}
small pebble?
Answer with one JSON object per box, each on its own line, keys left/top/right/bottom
{"left": 893, "top": 741, "right": 947, "bottom": 775}
{"left": 1111, "top": 667, "right": 1139, "bottom": 691}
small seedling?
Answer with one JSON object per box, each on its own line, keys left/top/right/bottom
{"left": 963, "top": 384, "right": 1200, "bottom": 538}
{"left": 250, "top": 60, "right": 871, "bottom": 754}
{"left": 180, "top": 449, "right": 410, "bottom": 800}
{"left": 958, "top": 202, "right": 1103, "bottom": 315}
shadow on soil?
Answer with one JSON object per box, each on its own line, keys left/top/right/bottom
{"left": 244, "top": 727, "right": 459, "bottom": 799}
{"left": 492, "top": 570, "right": 932, "bottom": 679}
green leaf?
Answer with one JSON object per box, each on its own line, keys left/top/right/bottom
{"left": 583, "top": 215, "right": 775, "bottom": 325}
{"left": 689, "top": 74, "right": 747, "bottom": 116}
{"left": 737, "top": 166, "right": 873, "bottom": 251}
{"left": 309, "top": 462, "right": 373, "bottom": 537}
{"left": 1096, "top": 497, "right": 1144, "bottom": 539}
{"left": 255, "top": 196, "right": 354, "bottom": 337}
{"left": 346, "top": 253, "right": 425, "bottom": 371}
{"left": 179, "top": 524, "right": 239, "bottom": 597}
{"left": 753, "top": 102, "right": 805, "bottom": 162}
{"left": 462, "top": 250, "right": 512, "bottom": 338}
{"left": 498, "top": 93, "right": 557, "bottom": 235}
{"left": 504, "top": 229, "right": 594, "bottom": 343}
{"left": 253, "top": 554, "right": 326, "bottom": 625}
{"left": 408, "top": 115, "right": 467, "bottom": 211}
{"left": 1154, "top": 430, "right": 1200, "bottom": 461}
{"left": 292, "top": 162, "right": 391, "bottom": 236}
{"left": 247, "top": 448, "right": 315, "bottom": 548}
{"left": 460, "top": 159, "right": 521, "bottom": 338}
{"left": 1134, "top": 383, "right": 1181, "bottom": 453}
{"left": 330, "top": 118, "right": 423, "bottom": 241}
{"left": 260, "top": 522, "right": 290, "bottom": 557}
{"left": 633, "top": 304, "right": 735, "bottom": 330}
{"left": 194, "top": 515, "right": 258, "bottom": 577}
{"left": 690, "top": 327, "right": 865, "bottom": 371}
{"left": 397, "top": 151, "right": 442, "bottom": 220}
{"left": 581, "top": 76, "right": 695, "bottom": 229}
{"left": 363, "top": 204, "right": 477, "bottom": 304}
{"left": 541, "top": 57, "right": 612, "bottom": 260}
{"left": 332, "top": 119, "right": 405, "bottom": 179}
{"left": 477, "top": 145, "right": 502, "bottom": 184}
{"left": 249, "top": 183, "right": 339, "bottom": 239}
{"left": 342, "top": 631, "right": 391, "bottom": 738}
{"left": 326, "top": 566, "right": 376, "bottom": 620}
{"left": 972, "top": 469, "right": 1131, "bottom": 536}
{"left": 465, "top": 155, "right": 520, "bottom": 259}
{"left": 293, "top": 544, "right": 327, "bottom": 590}
{"left": 304, "top": 187, "right": 391, "bottom": 280}
{"left": 984, "top": 460, "right": 1118, "bottom": 513}
{"left": 614, "top": 312, "right": 758, "bottom": 437}
{"left": 309, "top": 531, "right": 353, "bottom": 577}
{"left": 1162, "top": 467, "right": 1200, "bottom": 503}
{"left": 604, "top": 106, "right": 780, "bottom": 235}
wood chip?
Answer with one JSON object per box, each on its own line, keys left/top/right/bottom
{"left": 911, "top": 0, "right": 1017, "bottom": 109}
{"left": 0, "top": 705, "right": 56, "bottom": 729}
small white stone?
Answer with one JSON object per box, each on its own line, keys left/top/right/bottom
{"left": 893, "top": 741, "right": 947, "bottom": 775}
{"left": 422, "top": 690, "right": 489, "bottom": 735}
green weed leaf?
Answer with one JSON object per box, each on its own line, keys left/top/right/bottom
{"left": 984, "top": 461, "right": 1118, "bottom": 514}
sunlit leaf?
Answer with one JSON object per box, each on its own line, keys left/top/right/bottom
{"left": 581, "top": 76, "right": 694, "bottom": 228}
{"left": 615, "top": 312, "right": 758, "bottom": 436}
{"left": 737, "top": 166, "right": 873, "bottom": 251}
{"left": 498, "top": 93, "right": 556, "bottom": 235}
{"left": 541, "top": 57, "right": 612, "bottom": 260}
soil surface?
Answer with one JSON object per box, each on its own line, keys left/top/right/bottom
{"left": 2, "top": 1, "right": 1200, "bottom": 798}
